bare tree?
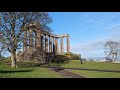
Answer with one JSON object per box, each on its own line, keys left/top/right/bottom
{"left": 0, "top": 43, "right": 3, "bottom": 60}
{"left": 0, "top": 34, "right": 7, "bottom": 60}
{"left": 0, "top": 33, "right": 3, "bottom": 60}
{"left": 0, "top": 12, "right": 52, "bottom": 68}
{"left": 104, "top": 40, "right": 120, "bottom": 62}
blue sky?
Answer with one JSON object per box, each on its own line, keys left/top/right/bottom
{"left": 49, "top": 12, "right": 120, "bottom": 59}
{"left": 3, "top": 12, "right": 120, "bottom": 59}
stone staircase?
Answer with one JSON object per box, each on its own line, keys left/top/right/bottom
{"left": 17, "top": 49, "right": 51, "bottom": 64}
{"left": 17, "top": 50, "right": 80, "bottom": 64}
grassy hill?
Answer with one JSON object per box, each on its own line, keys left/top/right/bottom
{"left": 52, "top": 60, "right": 120, "bottom": 78}
{"left": 0, "top": 59, "right": 61, "bottom": 78}
{"left": 1, "top": 59, "right": 120, "bottom": 78}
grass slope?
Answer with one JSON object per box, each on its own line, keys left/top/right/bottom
{"left": 68, "top": 69, "right": 120, "bottom": 78}
{"left": 52, "top": 60, "right": 120, "bottom": 78}
{"left": 59, "top": 60, "right": 120, "bottom": 70}
{"left": 0, "top": 59, "right": 61, "bottom": 78}
{"left": 1, "top": 59, "right": 120, "bottom": 78}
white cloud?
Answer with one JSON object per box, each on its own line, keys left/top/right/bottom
{"left": 71, "top": 32, "right": 120, "bottom": 57}
{"left": 105, "top": 23, "right": 120, "bottom": 31}
{"left": 72, "top": 12, "right": 120, "bottom": 58}
{"left": 72, "top": 20, "right": 120, "bottom": 53}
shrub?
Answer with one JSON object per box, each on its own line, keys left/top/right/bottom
{"left": 64, "top": 52, "right": 81, "bottom": 60}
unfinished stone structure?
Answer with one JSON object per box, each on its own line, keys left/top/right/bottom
{"left": 17, "top": 22, "right": 70, "bottom": 63}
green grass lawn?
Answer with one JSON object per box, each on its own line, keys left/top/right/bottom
{"left": 53, "top": 60, "right": 120, "bottom": 70}
{"left": 67, "top": 69, "right": 120, "bottom": 78}
{"left": 0, "top": 59, "right": 61, "bottom": 78}
{"left": 1, "top": 59, "right": 120, "bottom": 78}
{"left": 51, "top": 60, "right": 120, "bottom": 78}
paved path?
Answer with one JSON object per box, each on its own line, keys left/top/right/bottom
{"left": 40, "top": 66, "right": 120, "bottom": 73}
{"left": 51, "top": 67, "right": 85, "bottom": 78}
{"left": 40, "top": 66, "right": 120, "bottom": 78}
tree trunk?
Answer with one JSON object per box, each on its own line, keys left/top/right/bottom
{"left": 112, "top": 54, "right": 114, "bottom": 62}
{"left": 11, "top": 52, "right": 17, "bottom": 68}
{"left": 115, "top": 54, "right": 117, "bottom": 61}
{"left": 0, "top": 52, "right": 1, "bottom": 60}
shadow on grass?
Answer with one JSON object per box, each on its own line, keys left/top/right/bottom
{"left": 0, "top": 70, "right": 33, "bottom": 73}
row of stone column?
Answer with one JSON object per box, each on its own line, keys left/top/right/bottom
{"left": 60, "top": 36, "right": 70, "bottom": 54}
{"left": 23, "top": 28, "right": 42, "bottom": 52}
{"left": 23, "top": 29, "right": 70, "bottom": 55}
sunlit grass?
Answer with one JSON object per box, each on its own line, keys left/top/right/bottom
{"left": 1, "top": 59, "right": 120, "bottom": 78}
{"left": 53, "top": 60, "right": 120, "bottom": 71}
{"left": 68, "top": 69, "right": 120, "bottom": 78}
{"left": 0, "top": 59, "right": 61, "bottom": 78}
{"left": 52, "top": 60, "right": 120, "bottom": 78}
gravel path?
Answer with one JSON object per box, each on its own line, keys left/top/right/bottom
{"left": 51, "top": 67, "right": 85, "bottom": 78}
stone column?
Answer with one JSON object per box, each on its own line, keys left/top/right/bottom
{"left": 29, "top": 28, "right": 33, "bottom": 51}
{"left": 67, "top": 36, "right": 70, "bottom": 53}
{"left": 53, "top": 36, "right": 55, "bottom": 53}
{"left": 60, "top": 37, "right": 63, "bottom": 55}
{"left": 35, "top": 32, "right": 37, "bottom": 49}
{"left": 50, "top": 35, "right": 53, "bottom": 52}
{"left": 23, "top": 30, "right": 27, "bottom": 52}
{"left": 48, "top": 35, "right": 53, "bottom": 52}
{"left": 49, "top": 35, "right": 51, "bottom": 52}
{"left": 45, "top": 34, "right": 48, "bottom": 52}
{"left": 55, "top": 37, "right": 59, "bottom": 54}
{"left": 36, "top": 29, "right": 41, "bottom": 49}
{"left": 41, "top": 35, "right": 43, "bottom": 50}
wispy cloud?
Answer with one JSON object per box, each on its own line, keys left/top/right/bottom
{"left": 81, "top": 12, "right": 120, "bottom": 30}
{"left": 72, "top": 15, "right": 120, "bottom": 53}
{"left": 105, "top": 23, "right": 120, "bottom": 31}
{"left": 71, "top": 30, "right": 120, "bottom": 56}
